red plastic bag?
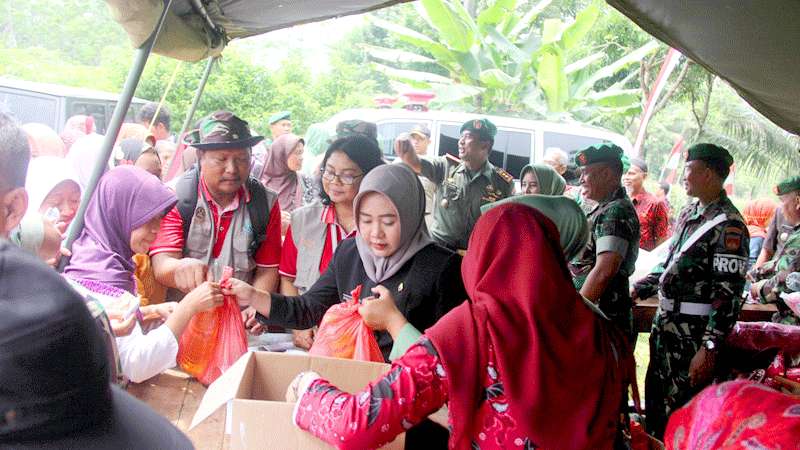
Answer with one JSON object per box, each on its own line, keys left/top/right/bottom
{"left": 308, "top": 285, "right": 384, "bottom": 362}
{"left": 177, "top": 307, "right": 220, "bottom": 379}
{"left": 177, "top": 266, "right": 248, "bottom": 385}
{"left": 198, "top": 294, "right": 248, "bottom": 385}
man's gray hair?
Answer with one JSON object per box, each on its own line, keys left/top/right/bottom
{"left": 0, "top": 112, "right": 31, "bottom": 190}
{"left": 544, "top": 147, "right": 569, "bottom": 166}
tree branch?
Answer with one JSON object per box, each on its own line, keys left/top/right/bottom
{"left": 652, "top": 60, "right": 691, "bottom": 116}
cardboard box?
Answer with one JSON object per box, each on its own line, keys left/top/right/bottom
{"left": 191, "top": 352, "right": 405, "bottom": 450}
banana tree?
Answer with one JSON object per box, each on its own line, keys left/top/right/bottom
{"left": 366, "top": 0, "right": 658, "bottom": 121}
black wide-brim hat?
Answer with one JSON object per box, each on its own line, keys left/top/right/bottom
{"left": 0, "top": 241, "right": 193, "bottom": 449}
{"left": 184, "top": 110, "right": 264, "bottom": 151}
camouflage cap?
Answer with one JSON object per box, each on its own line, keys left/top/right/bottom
{"left": 268, "top": 111, "right": 291, "bottom": 125}
{"left": 460, "top": 118, "right": 496, "bottom": 142}
{"left": 774, "top": 176, "right": 800, "bottom": 196}
{"left": 336, "top": 120, "right": 377, "bottom": 141}
{"left": 686, "top": 143, "right": 733, "bottom": 166}
{"left": 184, "top": 111, "right": 264, "bottom": 150}
{"left": 574, "top": 142, "right": 623, "bottom": 167}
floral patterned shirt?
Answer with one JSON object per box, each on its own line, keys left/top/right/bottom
{"left": 631, "top": 191, "right": 670, "bottom": 251}
{"left": 294, "top": 336, "right": 537, "bottom": 449}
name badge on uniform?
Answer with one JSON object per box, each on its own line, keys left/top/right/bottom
{"left": 781, "top": 232, "right": 789, "bottom": 242}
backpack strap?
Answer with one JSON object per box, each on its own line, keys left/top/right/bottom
{"left": 175, "top": 166, "right": 201, "bottom": 247}
{"left": 245, "top": 177, "right": 274, "bottom": 258}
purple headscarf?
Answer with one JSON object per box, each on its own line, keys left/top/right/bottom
{"left": 64, "top": 166, "right": 176, "bottom": 293}
{"left": 260, "top": 133, "right": 304, "bottom": 212}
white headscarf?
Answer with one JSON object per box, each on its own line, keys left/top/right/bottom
{"left": 353, "top": 164, "right": 433, "bottom": 283}
{"left": 65, "top": 133, "right": 109, "bottom": 189}
{"left": 24, "top": 156, "right": 81, "bottom": 217}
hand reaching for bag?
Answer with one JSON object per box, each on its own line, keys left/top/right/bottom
{"left": 358, "top": 285, "right": 408, "bottom": 339}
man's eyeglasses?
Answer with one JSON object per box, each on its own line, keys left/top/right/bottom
{"left": 321, "top": 169, "right": 364, "bottom": 185}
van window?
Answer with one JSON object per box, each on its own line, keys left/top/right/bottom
{"left": 438, "top": 124, "right": 532, "bottom": 178}
{"left": 0, "top": 91, "right": 58, "bottom": 129}
{"left": 543, "top": 131, "right": 606, "bottom": 158}
{"left": 376, "top": 121, "right": 432, "bottom": 159}
{"left": 70, "top": 102, "right": 108, "bottom": 133}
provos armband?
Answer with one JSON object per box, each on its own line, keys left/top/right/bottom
{"left": 713, "top": 253, "right": 748, "bottom": 275}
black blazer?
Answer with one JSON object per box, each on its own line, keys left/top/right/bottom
{"left": 258, "top": 238, "right": 466, "bottom": 361}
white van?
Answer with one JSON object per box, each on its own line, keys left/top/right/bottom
{"left": 325, "top": 108, "right": 632, "bottom": 179}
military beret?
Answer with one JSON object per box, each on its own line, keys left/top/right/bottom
{"left": 686, "top": 143, "right": 733, "bottom": 166}
{"left": 460, "top": 118, "right": 497, "bottom": 142}
{"left": 621, "top": 154, "right": 631, "bottom": 173}
{"left": 574, "top": 143, "right": 623, "bottom": 167}
{"left": 268, "top": 111, "right": 291, "bottom": 125}
{"left": 774, "top": 176, "right": 800, "bottom": 196}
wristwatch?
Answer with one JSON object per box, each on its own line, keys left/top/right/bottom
{"left": 703, "top": 340, "right": 716, "bottom": 352}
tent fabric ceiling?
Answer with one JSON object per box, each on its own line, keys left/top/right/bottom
{"left": 607, "top": 0, "right": 800, "bottom": 135}
{"left": 106, "top": 0, "right": 410, "bottom": 62}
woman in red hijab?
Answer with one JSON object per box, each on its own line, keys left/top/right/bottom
{"left": 288, "top": 203, "right": 630, "bottom": 449}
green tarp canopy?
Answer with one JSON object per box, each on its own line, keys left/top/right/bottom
{"left": 608, "top": 0, "right": 800, "bottom": 135}
{"left": 105, "top": 0, "right": 411, "bottom": 61}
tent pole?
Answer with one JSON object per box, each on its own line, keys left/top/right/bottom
{"left": 181, "top": 56, "right": 217, "bottom": 137}
{"left": 165, "top": 56, "right": 217, "bottom": 181}
{"left": 59, "top": 0, "right": 174, "bottom": 270}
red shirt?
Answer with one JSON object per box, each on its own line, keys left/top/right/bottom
{"left": 149, "top": 176, "right": 282, "bottom": 268}
{"left": 279, "top": 204, "right": 355, "bottom": 278}
{"left": 631, "top": 190, "right": 670, "bottom": 251}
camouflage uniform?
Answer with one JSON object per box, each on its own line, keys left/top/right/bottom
{"left": 750, "top": 176, "right": 800, "bottom": 325}
{"left": 752, "top": 225, "right": 800, "bottom": 325}
{"left": 420, "top": 155, "right": 513, "bottom": 250}
{"left": 570, "top": 186, "right": 640, "bottom": 338}
{"left": 633, "top": 190, "right": 749, "bottom": 438}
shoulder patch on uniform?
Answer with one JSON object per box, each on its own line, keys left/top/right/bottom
{"left": 494, "top": 166, "right": 513, "bottom": 184}
{"left": 723, "top": 226, "right": 744, "bottom": 251}
{"left": 444, "top": 154, "right": 461, "bottom": 165}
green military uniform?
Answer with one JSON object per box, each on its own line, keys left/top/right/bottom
{"left": 751, "top": 176, "right": 800, "bottom": 325}
{"left": 633, "top": 143, "right": 748, "bottom": 438}
{"left": 568, "top": 144, "right": 640, "bottom": 339}
{"left": 418, "top": 119, "right": 513, "bottom": 250}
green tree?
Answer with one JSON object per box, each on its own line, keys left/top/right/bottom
{"left": 364, "top": 0, "right": 658, "bottom": 124}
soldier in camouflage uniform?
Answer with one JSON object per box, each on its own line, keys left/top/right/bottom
{"left": 749, "top": 176, "right": 800, "bottom": 325}
{"left": 396, "top": 118, "right": 513, "bottom": 250}
{"left": 632, "top": 143, "right": 749, "bottom": 439}
{"left": 569, "top": 143, "right": 640, "bottom": 340}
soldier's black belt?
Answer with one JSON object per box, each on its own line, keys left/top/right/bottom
{"left": 659, "top": 294, "right": 712, "bottom": 316}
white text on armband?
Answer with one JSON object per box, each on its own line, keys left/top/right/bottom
{"left": 713, "top": 254, "right": 748, "bottom": 275}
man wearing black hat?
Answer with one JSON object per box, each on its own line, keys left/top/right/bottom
{"left": 151, "top": 111, "right": 282, "bottom": 329}
{"left": 569, "top": 143, "right": 640, "bottom": 339}
{"left": 632, "top": 143, "right": 749, "bottom": 438}
{"left": 0, "top": 112, "right": 30, "bottom": 240}
{"left": 748, "top": 175, "right": 800, "bottom": 325}
{"left": 396, "top": 118, "right": 513, "bottom": 251}
{"left": 0, "top": 241, "right": 194, "bottom": 449}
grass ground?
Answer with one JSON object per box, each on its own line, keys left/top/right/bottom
{"left": 634, "top": 333, "right": 650, "bottom": 401}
